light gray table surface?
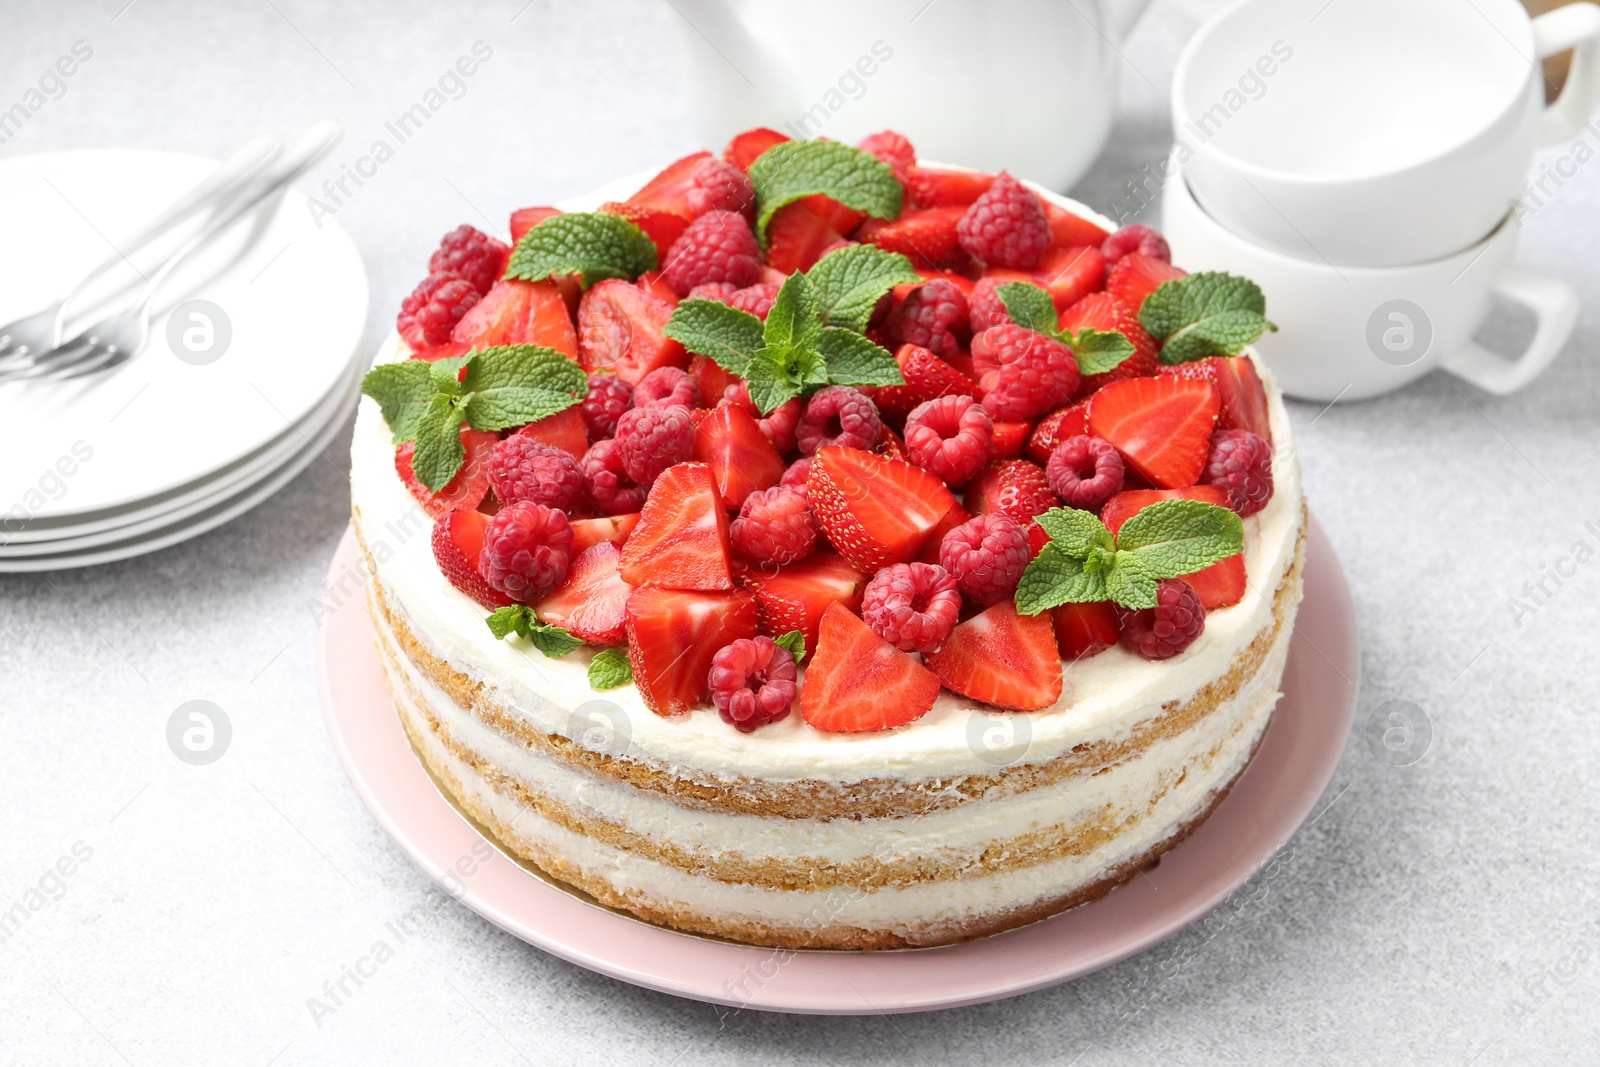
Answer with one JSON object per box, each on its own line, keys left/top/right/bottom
{"left": 3, "top": 1, "right": 1598, "bottom": 1063}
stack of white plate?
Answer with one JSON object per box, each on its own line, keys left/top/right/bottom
{"left": 0, "top": 149, "right": 368, "bottom": 571}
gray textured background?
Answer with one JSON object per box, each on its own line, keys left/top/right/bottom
{"left": 2, "top": 1, "right": 1598, "bottom": 1063}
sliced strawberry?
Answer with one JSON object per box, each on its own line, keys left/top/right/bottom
{"left": 396, "top": 428, "right": 497, "bottom": 519}
{"left": 510, "top": 206, "right": 560, "bottom": 246}
{"left": 915, "top": 497, "right": 972, "bottom": 564}
{"left": 911, "top": 267, "right": 975, "bottom": 295}
{"left": 856, "top": 206, "right": 966, "bottom": 270}
{"left": 1059, "top": 291, "right": 1160, "bottom": 396}
{"left": 1042, "top": 201, "right": 1110, "bottom": 249}
{"left": 576, "top": 279, "right": 686, "bottom": 384}
{"left": 800, "top": 194, "right": 866, "bottom": 236}
{"left": 625, "top": 585, "right": 758, "bottom": 716}
{"left": 618, "top": 462, "right": 732, "bottom": 591}
{"left": 536, "top": 541, "right": 632, "bottom": 644}
{"left": 906, "top": 166, "right": 995, "bottom": 208}
{"left": 1107, "top": 253, "right": 1186, "bottom": 314}
{"left": 765, "top": 200, "right": 844, "bottom": 274}
{"left": 569, "top": 512, "right": 639, "bottom": 555}
{"left": 689, "top": 353, "right": 741, "bottom": 402}
{"left": 926, "top": 600, "right": 1062, "bottom": 711}
{"left": 805, "top": 446, "right": 957, "bottom": 572}
{"left": 514, "top": 406, "right": 588, "bottom": 460}
{"left": 1158, "top": 356, "right": 1272, "bottom": 443}
{"left": 633, "top": 269, "right": 681, "bottom": 306}
{"left": 432, "top": 509, "right": 511, "bottom": 610}
{"left": 409, "top": 340, "right": 472, "bottom": 364}
{"left": 991, "top": 421, "right": 1030, "bottom": 460}
{"left": 693, "top": 403, "right": 785, "bottom": 510}
{"left": 965, "top": 459, "right": 1056, "bottom": 524}
{"left": 723, "top": 127, "right": 790, "bottom": 172}
{"left": 874, "top": 344, "right": 979, "bottom": 423}
{"left": 736, "top": 550, "right": 866, "bottom": 652}
{"left": 624, "top": 151, "right": 712, "bottom": 215}
{"left": 1051, "top": 601, "right": 1119, "bottom": 661}
{"left": 1026, "top": 400, "right": 1091, "bottom": 464}
{"left": 800, "top": 603, "right": 940, "bottom": 733}
{"left": 452, "top": 279, "right": 578, "bottom": 358}
{"left": 599, "top": 201, "right": 691, "bottom": 261}
{"left": 1101, "top": 486, "right": 1245, "bottom": 609}
{"left": 1088, "top": 377, "right": 1219, "bottom": 489}
{"left": 1031, "top": 245, "right": 1106, "bottom": 311}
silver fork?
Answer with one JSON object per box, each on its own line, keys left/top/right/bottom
{"left": 0, "top": 133, "right": 282, "bottom": 372}
{"left": 10, "top": 120, "right": 342, "bottom": 384}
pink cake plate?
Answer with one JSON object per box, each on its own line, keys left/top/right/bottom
{"left": 318, "top": 512, "right": 1358, "bottom": 1015}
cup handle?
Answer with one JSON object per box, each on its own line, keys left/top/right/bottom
{"left": 1439, "top": 266, "right": 1578, "bottom": 394}
{"left": 1534, "top": 2, "right": 1600, "bottom": 143}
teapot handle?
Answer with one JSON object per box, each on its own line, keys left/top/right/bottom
{"left": 1534, "top": 2, "right": 1600, "bottom": 143}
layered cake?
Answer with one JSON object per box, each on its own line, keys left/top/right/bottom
{"left": 350, "top": 127, "right": 1305, "bottom": 949}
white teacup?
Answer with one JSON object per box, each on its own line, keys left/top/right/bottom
{"left": 1171, "top": 0, "right": 1600, "bottom": 267}
{"left": 1161, "top": 156, "right": 1579, "bottom": 401}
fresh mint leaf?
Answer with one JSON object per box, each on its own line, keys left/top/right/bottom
{"left": 748, "top": 139, "right": 903, "bottom": 243}
{"left": 526, "top": 624, "right": 583, "bottom": 658}
{"left": 662, "top": 299, "right": 764, "bottom": 376}
{"left": 504, "top": 212, "right": 657, "bottom": 287}
{"left": 1104, "top": 553, "right": 1159, "bottom": 609}
{"left": 588, "top": 647, "right": 633, "bottom": 690}
{"left": 360, "top": 360, "right": 436, "bottom": 445}
{"left": 1139, "top": 272, "right": 1277, "bottom": 365}
{"left": 485, "top": 606, "right": 584, "bottom": 657}
{"left": 1066, "top": 328, "right": 1136, "bottom": 376}
{"left": 998, "top": 282, "right": 1135, "bottom": 377}
{"left": 1014, "top": 543, "right": 1109, "bottom": 615}
{"left": 817, "top": 328, "right": 902, "bottom": 387}
{"left": 1114, "top": 499, "right": 1243, "bottom": 580}
{"left": 429, "top": 354, "right": 471, "bottom": 394}
{"left": 743, "top": 354, "right": 804, "bottom": 415}
{"left": 805, "top": 244, "right": 921, "bottom": 330}
{"left": 761, "top": 272, "right": 824, "bottom": 363}
{"left": 1033, "top": 507, "right": 1114, "bottom": 560}
{"left": 997, "top": 281, "right": 1060, "bottom": 336}
{"left": 773, "top": 629, "right": 806, "bottom": 660}
{"left": 486, "top": 605, "right": 531, "bottom": 640}
{"left": 410, "top": 396, "right": 468, "bottom": 492}
{"left": 460, "top": 344, "right": 586, "bottom": 431}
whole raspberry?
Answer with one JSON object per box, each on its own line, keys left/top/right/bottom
{"left": 1046, "top": 435, "right": 1125, "bottom": 511}
{"left": 479, "top": 501, "right": 573, "bottom": 604}
{"left": 1204, "top": 429, "right": 1274, "bottom": 516}
{"left": 580, "top": 373, "right": 633, "bottom": 440}
{"left": 428, "top": 225, "right": 510, "bottom": 294}
{"left": 580, "top": 438, "right": 645, "bottom": 515}
{"left": 397, "top": 272, "right": 481, "bottom": 349}
{"left": 633, "top": 366, "right": 700, "bottom": 408}
{"left": 939, "top": 513, "right": 1030, "bottom": 607}
{"left": 1116, "top": 578, "right": 1206, "bottom": 660}
{"left": 487, "top": 436, "right": 585, "bottom": 511}
{"left": 966, "top": 276, "right": 1014, "bottom": 334}
{"left": 662, "top": 210, "right": 762, "bottom": 296}
{"left": 614, "top": 403, "right": 695, "bottom": 486}
{"left": 779, "top": 455, "right": 812, "bottom": 489}
{"left": 1101, "top": 224, "right": 1171, "bottom": 264}
{"left": 708, "top": 636, "right": 799, "bottom": 732}
{"left": 685, "top": 156, "right": 756, "bottom": 218}
{"left": 957, "top": 171, "right": 1051, "bottom": 269}
{"left": 903, "top": 394, "right": 993, "bottom": 486}
{"left": 728, "top": 283, "right": 781, "bottom": 320}
{"left": 857, "top": 129, "right": 916, "bottom": 181}
{"left": 971, "top": 324, "right": 1080, "bottom": 420}
{"left": 886, "top": 278, "right": 970, "bottom": 359}
{"left": 861, "top": 562, "right": 962, "bottom": 654}
{"left": 730, "top": 485, "right": 817, "bottom": 567}
{"left": 686, "top": 281, "right": 741, "bottom": 303}
{"left": 796, "top": 385, "right": 881, "bottom": 456}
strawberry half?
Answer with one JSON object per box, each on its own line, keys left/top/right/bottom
{"left": 1042, "top": 201, "right": 1110, "bottom": 249}
{"left": 805, "top": 446, "right": 957, "bottom": 572}
{"left": 1026, "top": 400, "right": 1091, "bottom": 464}
{"left": 452, "top": 279, "right": 578, "bottom": 358}
{"left": 764, "top": 200, "right": 845, "bottom": 274}
{"left": 514, "top": 406, "right": 588, "bottom": 460}
{"left": 723, "top": 127, "right": 790, "bottom": 172}
{"left": 1106, "top": 253, "right": 1186, "bottom": 314}
{"left": 1052, "top": 601, "right": 1120, "bottom": 661}
{"left": 1031, "top": 245, "right": 1107, "bottom": 311}
{"left": 1101, "top": 486, "right": 1245, "bottom": 609}
{"left": 569, "top": 512, "right": 639, "bottom": 555}
{"left": 432, "top": 509, "right": 511, "bottom": 610}
{"left": 873, "top": 344, "right": 978, "bottom": 423}
{"left": 576, "top": 279, "right": 686, "bottom": 385}
{"left": 599, "top": 201, "right": 691, "bottom": 261}
{"left": 965, "top": 459, "right": 1056, "bottom": 524}
{"left": 536, "top": 541, "right": 632, "bottom": 644}
{"left": 800, "top": 194, "right": 866, "bottom": 236}
{"left": 857, "top": 206, "right": 967, "bottom": 270}
{"left": 1158, "top": 356, "right": 1272, "bottom": 443}
{"left": 690, "top": 353, "right": 742, "bottom": 403}
{"left": 906, "top": 166, "right": 995, "bottom": 209}
{"left": 1058, "top": 291, "right": 1160, "bottom": 396}
{"left": 915, "top": 497, "right": 972, "bottom": 565}
{"left": 925, "top": 600, "right": 1063, "bottom": 711}
{"left": 736, "top": 550, "right": 866, "bottom": 653}
{"left": 619, "top": 462, "right": 732, "bottom": 591}
{"left": 624, "top": 150, "right": 713, "bottom": 215}
{"left": 991, "top": 421, "right": 1030, "bottom": 460}
{"left": 625, "top": 585, "right": 758, "bottom": 716}
{"left": 410, "top": 340, "right": 472, "bottom": 364}
{"left": 510, "top": 206, "right": 560, "bottom": 245}
{"left": 1088, "top": 377, "right": 1219, "bottom": 489}
{"left": 634, "top": 270, "right": 681, "bottom": 306}
{"left": 693, "top": 403, "right": 785, "bottom": 510}
{"left": 800, "top": 602, "right": 941, "bottom": 733}
{"left": 395, "top": 428, "right": 497, "bottom": 519}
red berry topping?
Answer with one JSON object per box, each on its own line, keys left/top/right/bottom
{"left": 801, "top": 603, "right": 940, "bottom": 733}
{"left": 1026, "top": 400, "right": 1091, "bottom": 464}
{"left": 1046, "top": 434, "right": 1125, "bottom": 512}
{"left": 516, "top": 407, "right": 588, "bottom": 460}
{"left": 1101, "top": 224, "right": 1171, "bottom": 264}
{"left": 725, "top": 385, "right": 803, "bottom": 454}
{"left": 903, "top": 394, "right": 993, "bottom": 486}
{"left": 971, "top": 324, "right": 1080, "bottom": 420}
{"left": 662, "top": 210, "right": 762, "bottom": 296}
{"left": 796, "top": 385, "right": 881, "bottom": 456}
{"left": 428, "top": 225, "right": 510, "bottom": 294}
{"left": 966, "top": 459, "right": 1057, "bottom": 524}
{"left": 619, "top": 462, "right": 734, "bottom": 592}
{"left": 1203, "top": 429, "right": 1274, "bottom": 517}
{"left": 580, "top": 373, "right": 633, "bottom": 440}
{"left": 1088, "top": 376, "right": 1220, "bottom": 489}
{"left": 957, "top": 172, "right": 1051, "bottom": 269}
{"left": 1158, "top": 356, "right": 1272, "bottom": 443}
{"left": 614, "top": 403, "right": 695, "bottom": 487}
{"left": 686, "top": 281, "right": 740, "bottom": 304}
{"left": 886, "top": 278, "right": 970, "bottom": 360}
{"left": 779, "top": 455, "right": 812, "bottom": 489}
{"left": 728, "top": 282, "right": 780, "bottom": 320}
{"left": 693, "top": 402, "right": 785, "bottom": 510}
{"left": 861, "top": 561, "right": 962, "bottom": 654}
{"left": 397, "top": 272, "right": 481, "bottom": 349}
{"left": 857, "top": 129, "right": 916, "bottom": 179}
{"left": 1116, "top": 578, "right": 1205, "bottom": 660}
{"left": 874, "top": 344, "right": 979, "bottom": 424}
{"left": 925, "top": 600, "right": 1063, "bottom": 711}
{"left": 1102, "top": 486, "right": 1246, "bottom": 610}
{"left": 395, "top": 428, "right": 497, "bottom": 519}
{"left": 858, "top": 207, "right": 966, "bottom": 270}
{"left": 1057, "top": 292, "right": 1160, "bottom": 396}
{"left": 432, "top": 509, "right": 512, "bottom": 610}
{"left": 805, "top": 446, "right": 958, "bottom": 573}
{"left": 626, "top": 585, "right": 758, "bottom": 716}
{"left": 907, "top": 166, "right": 995, "bottom": 209}
{"left": 1106, "top": 252, "right": 1186, "bottom": 312}
{"left": 487, "top": 436, "right": 586, "bottom": 512}
{"left": 633, "top": 365, "right": 701, "bottom": 409}
{"left": 966, "top": 276, "right": 1013, "bottom": 333}
{"left": 579, "top": 438, "right": 646, "bottom": 515}
{"left": 576, "top": 279, "right": 684, "bottom": 385}
{"left": 1053, "top": 600, "right": 1120, "bottom": 662}
{"left": 730, "top": 485, "right": 817, "bottom": 568}
{"left": 708, "top": 636, "right": 799, "bottom": 732}
{"left": 938, "top": 513, "right": 1030, "bottom": 607}
{"left": 479, "top": 501, "right": 574, "bottom": 604}
{"left": 535, "top": 540, "right": 632, "bottom": 645}
{"left": 685, "top": 155, "right": 755, "bottom": 218}
{"left": 453, "top": 278, "right": 578, "bottom": 356}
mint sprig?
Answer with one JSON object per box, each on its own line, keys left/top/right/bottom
{"left": 773, "top": 629, "right": 806, "bottom": 661}
{"left": 360, "top": 345, "right": 586, "bottom": 491}
{"left": 747, "top": 139, "right": 903, "bottom": 243}
{"left": 485, "top": 606, "right": 584, "bottom": 658}
{"left": 504, "top": 212, "right": 658, "bottom": 287}
{"left": 1139, "top": 271, "right": 1277, "bottom": 365}
{"left": 1014, "top": 500, "right": 1243, "bottom": 614}
{"left": 805, "top": 244, "right": 921, "bottom": 331}
{"left": 997, "top": 281, "right": 1136, "bottom": 376}
{"left": 588, "top": 647, "right": 633, "bottom": 690}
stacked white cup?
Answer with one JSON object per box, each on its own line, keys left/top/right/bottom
{"left": 1160, "top": 0, "right": 1600, "bottom": 400}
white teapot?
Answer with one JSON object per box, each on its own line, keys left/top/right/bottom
{"left": 672, "top": 0, "right": 1156, "bottom": 191}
